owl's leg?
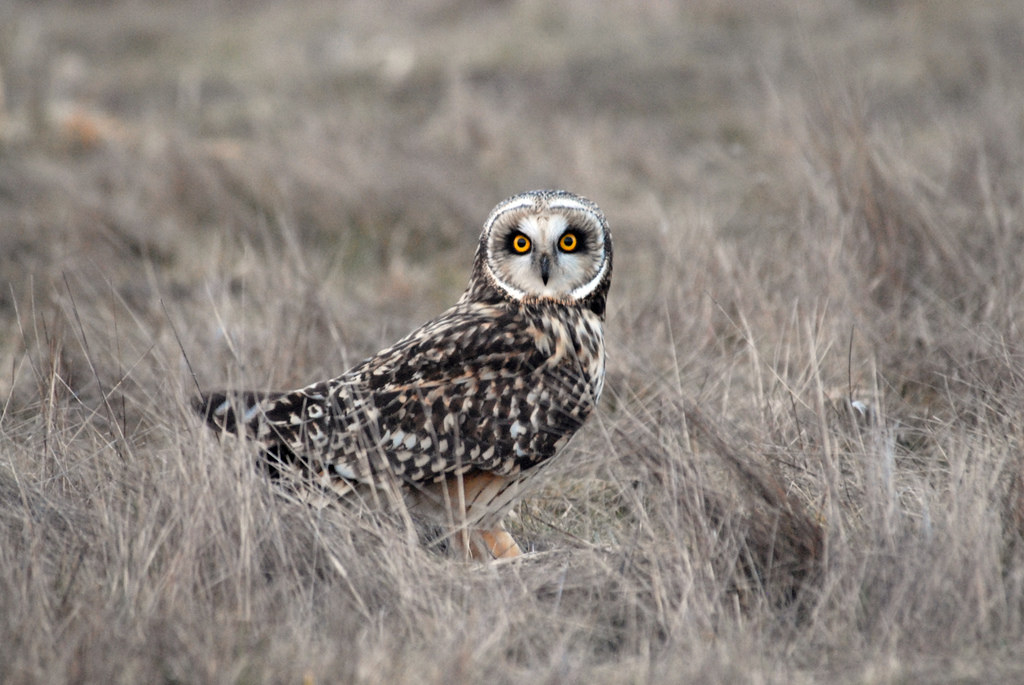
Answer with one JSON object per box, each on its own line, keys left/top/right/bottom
{"left": 440, "top": 470, "right": 525, "bottom": 560}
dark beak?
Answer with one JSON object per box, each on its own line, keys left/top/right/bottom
{"left": 539, "top": 254, "right": 551, "bottom": 285}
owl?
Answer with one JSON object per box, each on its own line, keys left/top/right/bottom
{"left": 194, "top": 190, "right": 612, "bottom": 560}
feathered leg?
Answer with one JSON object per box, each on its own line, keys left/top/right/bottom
{"left": 443, "top": 471, "right": 524, "bottom": 560}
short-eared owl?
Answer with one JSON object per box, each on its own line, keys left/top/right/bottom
{"left": 194, "top": 190, "right": 612, "bottom": 559}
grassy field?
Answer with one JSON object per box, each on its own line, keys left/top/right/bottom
{"left": 2, "top": 0, "right": 1024, "bottom": 682}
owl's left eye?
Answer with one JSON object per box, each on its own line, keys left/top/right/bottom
{"left": 559, "top": 232, "right": 579, "bottom": 252}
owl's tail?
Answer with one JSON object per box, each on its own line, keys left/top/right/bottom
{"left": 192, "top": 390, "right": 275, "bottom": 437}
{"left": 192, "top": 390, "right": 320, "bottom": 488}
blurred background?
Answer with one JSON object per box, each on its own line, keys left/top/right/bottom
{"left": 1, "top": 0, "right": 1018, "bottom": 393}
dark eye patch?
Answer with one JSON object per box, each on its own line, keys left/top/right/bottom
{"left": 561, "top": 225, "right": 588, "bottom": 250}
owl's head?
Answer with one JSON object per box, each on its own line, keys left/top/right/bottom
{"left": 467, "top": 190, "right": 612, "bottom": 314}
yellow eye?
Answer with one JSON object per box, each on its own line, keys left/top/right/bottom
{"left": 559, "top": 232, "right": 578, "bottom": 252}
{"left": 512, "top": 234, "right": 531, "bottom": 253}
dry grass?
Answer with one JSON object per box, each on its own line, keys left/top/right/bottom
{"left": 2, "top": 0, "right": 1024, "bottom": 682}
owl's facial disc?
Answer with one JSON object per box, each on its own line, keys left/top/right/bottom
{"left": 484, "top": 194, "right": 609, "bottom": 303}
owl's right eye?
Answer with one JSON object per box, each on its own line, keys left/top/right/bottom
{"left": 511, "top": 234, "right": 531, "bottom": 254}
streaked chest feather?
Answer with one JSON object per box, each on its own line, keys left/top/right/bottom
{"left": 527, "top": 306, "right": 606, "bottom": 403}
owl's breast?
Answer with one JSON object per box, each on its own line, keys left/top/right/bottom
{"left": 527, "top": 305, "right": 606, "bottom": 404}
{"left": 576, "top": 308, "right": 607, "bottom": 402}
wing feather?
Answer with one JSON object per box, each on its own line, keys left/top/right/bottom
{"left": 194, "top": 301, "right": 598, "bottom": 486}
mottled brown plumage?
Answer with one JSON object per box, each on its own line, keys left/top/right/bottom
{"left": 194, "top": 190, "right": 612, "bottom": 559}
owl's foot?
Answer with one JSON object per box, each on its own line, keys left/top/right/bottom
{"left": 478, "top": 527, "right": 522, "bottom": 559}
{"left": 453, "top": 525, "right": 523, "bottom": 560}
